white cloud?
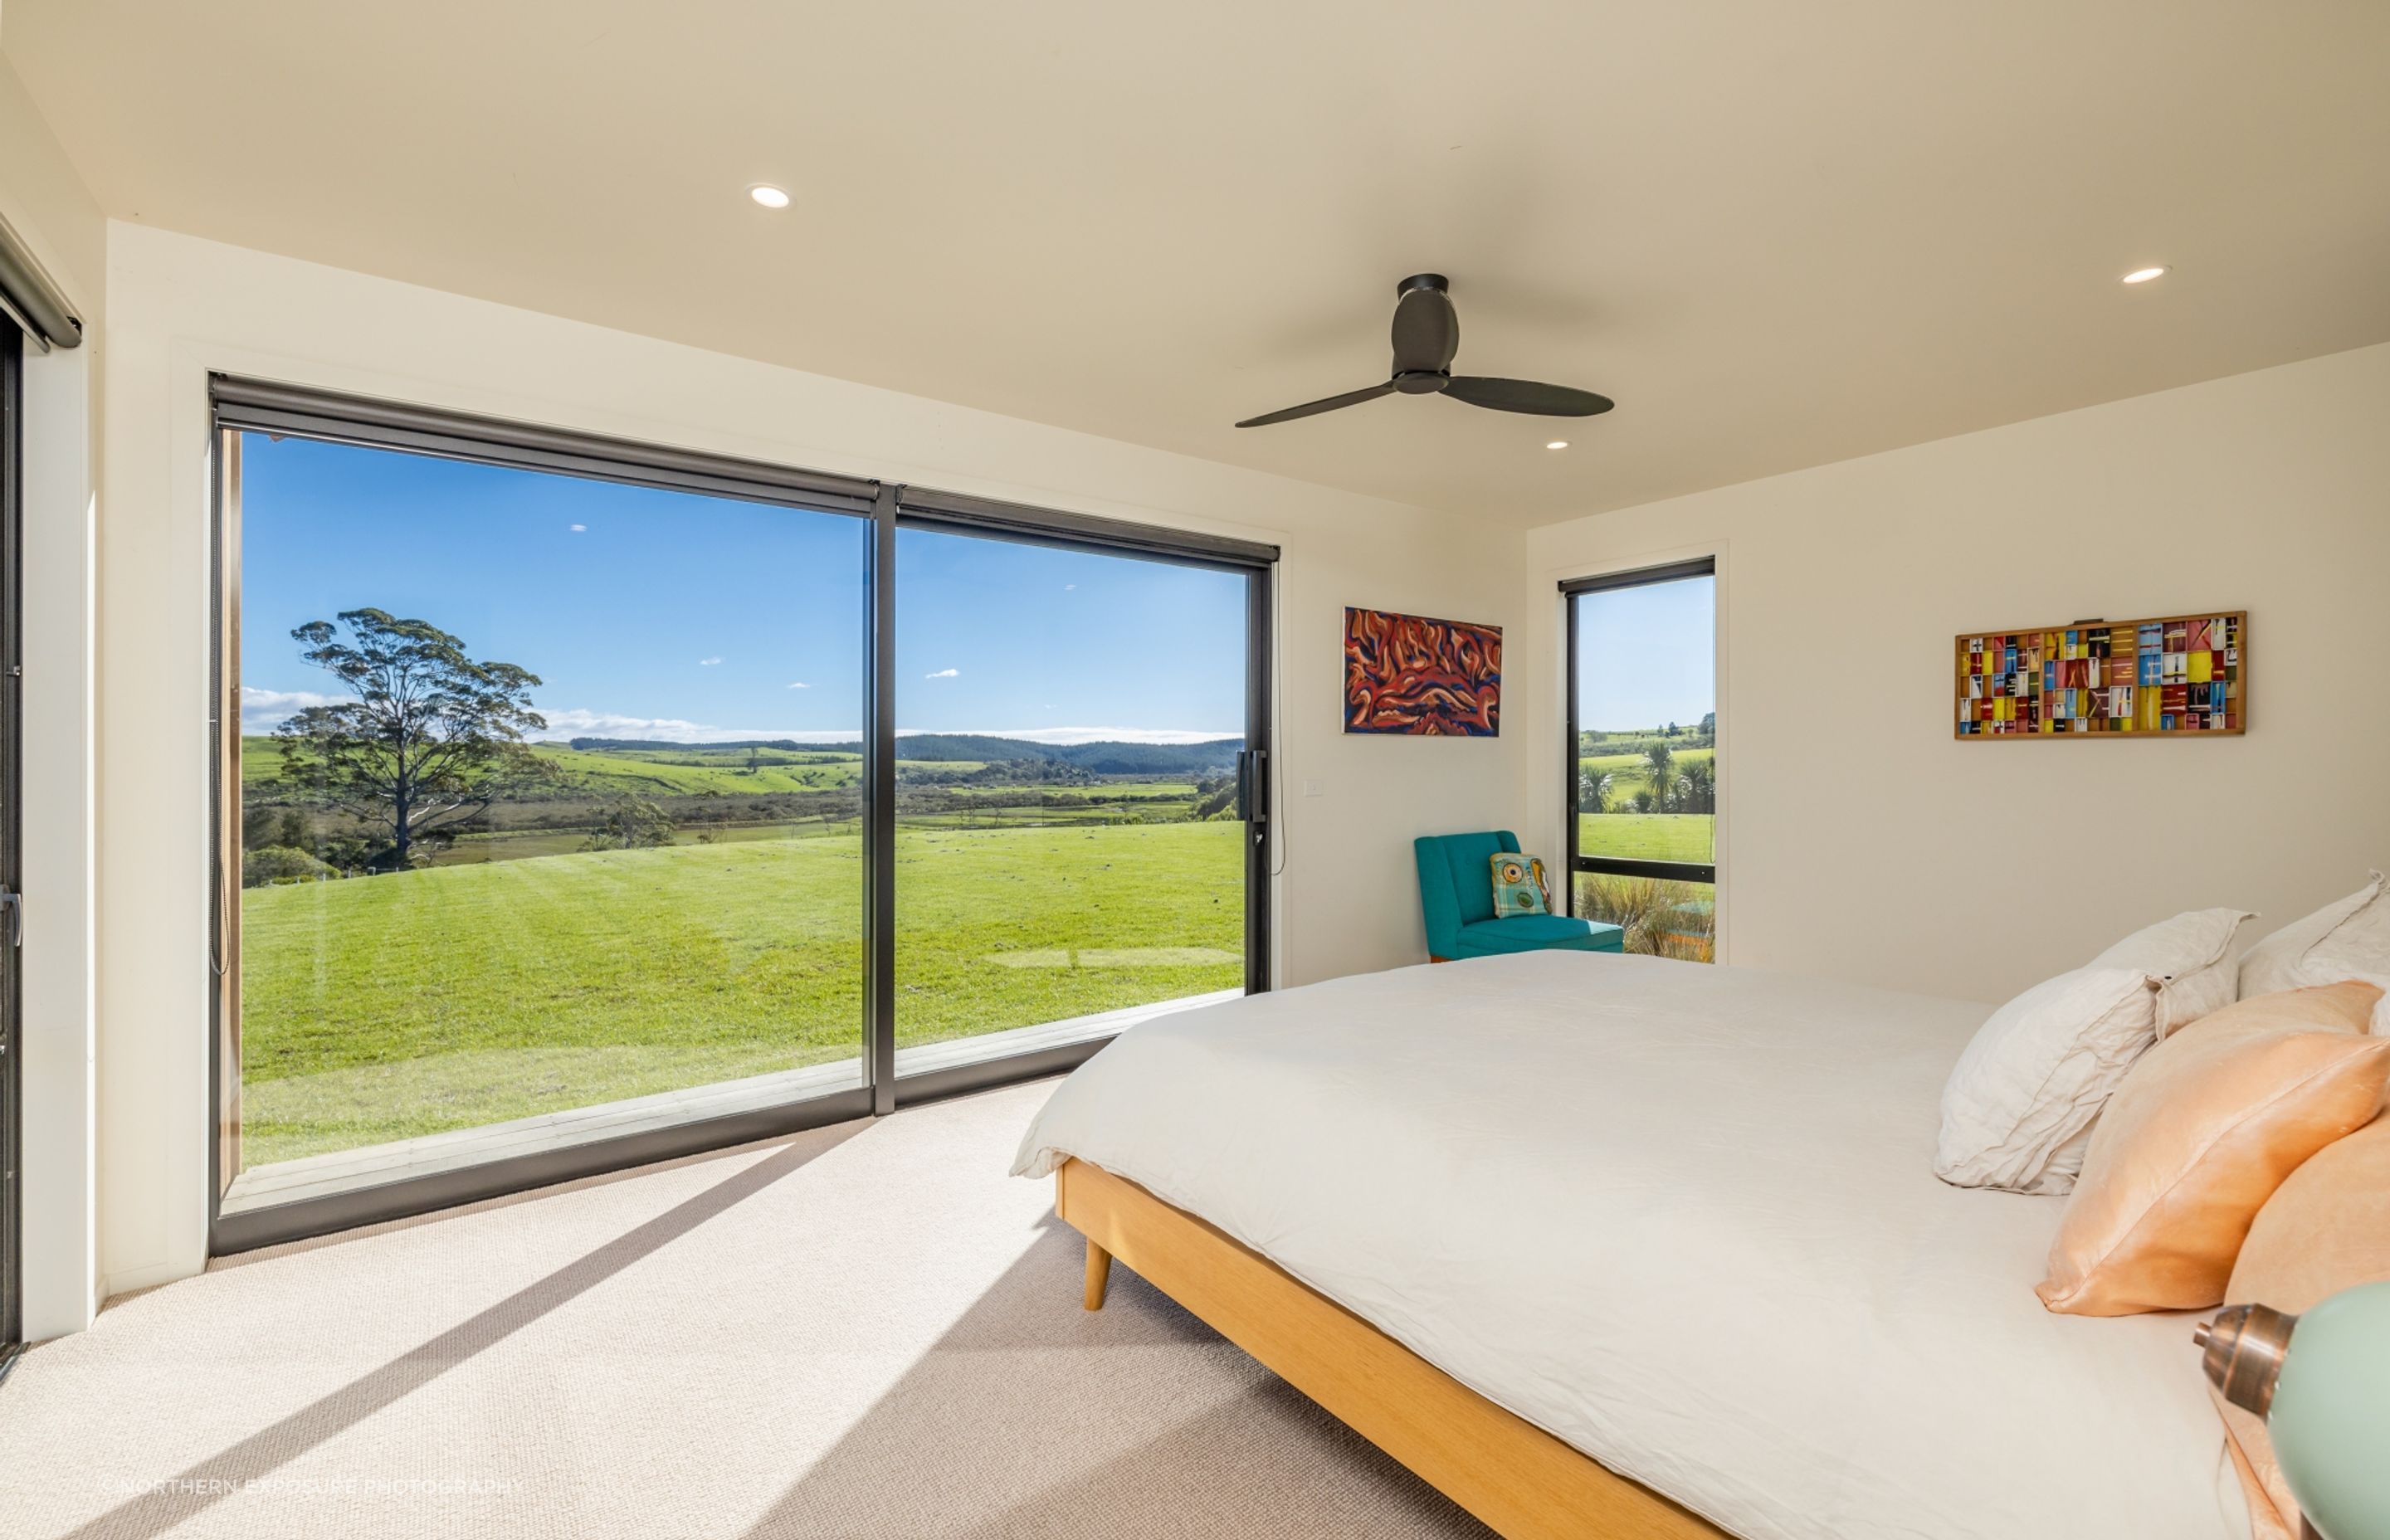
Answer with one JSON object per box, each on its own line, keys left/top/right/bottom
{"left": 924, "top": 667, "right": 959, "bottom": 679}
{"left": 568, "top": 523, "right": 587, "bottom": 533}
{"left": 786, "top": 681, "right": 811, "bottom": 690}
{"left": 1064, "top": 583, "right": 1076, "bottom": 591}
{"left": 534, "top": 709, "right": 717, "bottom": 740}
{"left": 698, "top": 657, "right": 723, "bottom": 667}
{"left": 238, "top": 687, "right": 344, "bottom": 734}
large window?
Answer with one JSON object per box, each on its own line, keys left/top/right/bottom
{"left": 1563, "top": 561, "right": 1717, "bottom": 961}
{"left": 893, "top": 527, "right": 1252, "bottom": 1072}
{"left": 221, "top": 434, "right": 870, "bottom": 1221}
{"left": 210, "top": 380, "right": 1274, "bottom": 1249}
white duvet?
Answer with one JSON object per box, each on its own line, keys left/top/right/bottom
{"left": 1013, "top": 951, "right": 2247, "bottom": 1540}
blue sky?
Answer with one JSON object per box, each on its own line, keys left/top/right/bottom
{"left": 1573, "top": 575, "right": 1715, "bottom": 731}
{"left": 238, "top": 435, "right": 1246, "bottom": 743}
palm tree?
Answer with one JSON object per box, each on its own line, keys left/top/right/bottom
{"left": 1641, "top": 741, "right": 1675, "bottom": 813}
{"left": 1578, "top": 768, "right": 1613, "bottom": 815}
{"left": 1676, "top": 757, "right": 1716, "bottom": 814}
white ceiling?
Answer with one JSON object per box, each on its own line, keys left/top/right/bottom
{"left": 8, "top": 2, "right": 2388, "bottom": 526}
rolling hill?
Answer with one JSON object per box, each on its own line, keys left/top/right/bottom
{"left": 567, "top": 733, "right": 1244, "bottom": 777}
{"left": 241, "top": 731, "right": 1241, "bottom": 799}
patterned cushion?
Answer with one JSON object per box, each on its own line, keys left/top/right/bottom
{"left": 1490, "top": 853, "right": 1553, "bottom": 919}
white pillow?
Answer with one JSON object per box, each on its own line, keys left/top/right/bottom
{"left": 2087, "top": 906, "right": 2254, "bottom": 1037}
{"left": 2240, "top": 873, "right": 2390, "bottom": 1008}
{"left": 2035, "top": 1119, "right": 2100, "bottom": 1196}
{"left": 1934, "top": 967, "right": 2160, "bottom": 1194}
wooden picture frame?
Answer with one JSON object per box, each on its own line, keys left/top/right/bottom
{"left": 1955, "top": 612, "right": 2246, "bottom": 739}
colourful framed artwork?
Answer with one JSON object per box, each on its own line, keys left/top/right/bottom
{"left": 1344, "top": 607, "right": 1502, "bottom": 736}
{"left": 1956, "top": 612, "right": 2246, "bottom": 738}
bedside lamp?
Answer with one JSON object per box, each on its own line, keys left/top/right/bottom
{"left": 2197, "top": 1280, "right": 2390, "bottom": 1540}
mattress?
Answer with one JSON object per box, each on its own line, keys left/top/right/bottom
{"left": 1013, "top": 950, "right": 2248, "bottom": 1540}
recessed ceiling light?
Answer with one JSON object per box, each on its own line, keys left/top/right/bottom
{"left": 749, "top": 184, "right": 792, "bottom": 210}
{"left": 1546, "top": 440, "right": 1570, "bottom": 451}
{"left": 2121, "top": 266, "right": 2168, "bottom": 284}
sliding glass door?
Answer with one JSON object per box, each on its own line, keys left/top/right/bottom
{"left": 1563, "top": 561, "right": 1717, "bottom": 961}
{"left": 892, "top": 526, "right": 1256, "bottom": 1078}
{"left": 210, "top": 380, "right": 1275, "bottom": 1248}
{"left": 218, "top": 429, "right": 870, "bottom": 1228}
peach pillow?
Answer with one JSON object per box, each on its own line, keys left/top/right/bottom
{"left": 2036, "top": 980, "right": 2388, "bottom": 1316}
{"left": 2212, "top": 1114, "right": 2390, "bottom": 1540}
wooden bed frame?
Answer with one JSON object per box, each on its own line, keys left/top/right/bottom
{"left": 1056, "top": 1158, "right": 1733, "bottom": 1540}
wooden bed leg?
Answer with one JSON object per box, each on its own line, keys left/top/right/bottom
{"left": 1084, "top": 1238, "right": 1113, "bottom": 1310}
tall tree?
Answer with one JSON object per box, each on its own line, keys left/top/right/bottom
{"left": 1641, "top": 741, "right": 1675, "bottom": 814}
{"left": 273, "top": 608, "right": 548, "bottom": 870}
{"left": 1677, "top": 757, "right": 1716, "bottom": 814}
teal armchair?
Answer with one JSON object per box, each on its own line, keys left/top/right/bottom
{"left": 1414, "top": 831, "right": 1626, "bottom": 962}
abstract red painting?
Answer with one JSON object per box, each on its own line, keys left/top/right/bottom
{"left": 1344, "top": 607, "right": 1502, "bottom": 736}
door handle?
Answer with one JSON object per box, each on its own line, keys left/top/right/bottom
{"left": 0, "top": 888, "right": 22, "bottom": 948}
{"left": 1236, "top": 749, "right": 1268, "bottom": 823}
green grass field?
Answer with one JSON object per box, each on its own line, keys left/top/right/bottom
{"left": 943, "top": 780, "right": 1194, "bottom": 800}
{"left": 239, "top": 821, "right": 1242, "bottom": 1164}
{"left": 513, "top": 741, "right": 880, "bottom": 794}
{"left": 420, "top": 789, "right": 1212, "bottom": 864}
{"left": 240, "top": 736, "right": 982, "bottom": 797}
{"left": 1575, "top": 745, "right": 1713, "bottom": 863}
{"left": 1577, "top": 746, "right": 1712, "bottom": 800}
{"left": 430, "top": 818, "right": 860, "bottom": 864}
{"left": 1575, "top": 813, "right": 1714, "bottom": 863}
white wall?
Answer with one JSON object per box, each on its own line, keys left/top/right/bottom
{"left": 88, "top": 192, "right": 2390, "bottom": 1313}
{"left": 96, "top": 222, "right": 1534, "bottom": 1296}
{"left": 1524, "top": 341, "right": 2390, "bottom": 1004}
{"left": 0, "top": 47, "right": 103, "bottom": 1341}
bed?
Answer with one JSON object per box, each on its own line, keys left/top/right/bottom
{"left": 1012, "top": 950, "right": 2251, "bottom": 1540}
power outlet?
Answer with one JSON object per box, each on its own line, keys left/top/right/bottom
{"left": 1301, "top": 779, "right": 1324, "bottom": 797}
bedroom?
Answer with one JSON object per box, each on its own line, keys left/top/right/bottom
{"left": 2, "top": 3, "right": 2387, "bottom": 1538}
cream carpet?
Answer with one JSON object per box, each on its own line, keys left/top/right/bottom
{"left": 1, "top": 1079, "right": 1489, "bottom": 1538}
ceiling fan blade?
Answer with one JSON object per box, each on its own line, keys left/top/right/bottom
{"left": 1235, "top": 380, "right": 1397, "bottom": 428}
{"left": 1442, "top": 376, "right": 1616, "bottom": 417}
{"left": 1390, "top": 276, "right": 1460, "bottom": 374}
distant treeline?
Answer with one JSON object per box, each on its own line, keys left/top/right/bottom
{"left": 566, "top": 733, "right": 1244, "bottom": 777}
{"left": 1578, "top": 714, "right": 1715, "bottom": 754}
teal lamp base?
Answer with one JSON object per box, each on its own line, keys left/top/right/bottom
{"left": 2199, "top": 1280, "right": 2390, "bottom": 1540}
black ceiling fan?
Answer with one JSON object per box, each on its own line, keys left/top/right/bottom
{"left": 1235, "top": 273, "right": 1615, "bottom": 429}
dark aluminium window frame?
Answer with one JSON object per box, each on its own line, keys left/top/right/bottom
{"left": 207, "top": 376, "right": 1277, "bottom": 1254}
{"left": 1560, "top": 558, "right": 1718, "bottom": 908}
{"left": 0, "top": 320, "right": 23, "bottom": 1375}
